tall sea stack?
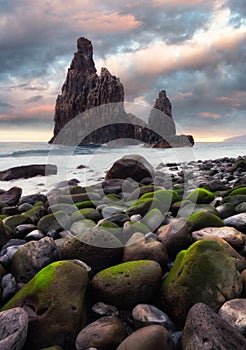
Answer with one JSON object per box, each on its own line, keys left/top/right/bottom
{"left": 49, "top": 37, "right": 193, "bottom": 147}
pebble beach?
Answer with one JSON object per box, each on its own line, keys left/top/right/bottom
{"left": 0, "top": 152, "right": 246, "bottom": 349}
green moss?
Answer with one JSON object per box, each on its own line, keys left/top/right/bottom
{"left": 188, "top": 210, "right": 225, "bottom": 230}
{"left": 185, "top": 188, "right": 214, "bottom": 204}
{"left": 37, "top": 211, "right": 71, "bottom": 233}
{"left": 229, "top": 187, "right": 246, "bottom": 196}
{"left": 75, "top": 200, "right": 98, "bottom": 209}
{"left": 48, "top": 203, "right": 77, "bottom": 216}
{"left": 178, "top": 203, "right": 219, "bottom": 218}
{"left": 126, "top": 198, "right": 161, "bottom": 217}
{"left": 96, "top": 260, "right": 157, "bottom": 280}
{"left": 71, "top": 208, "right": 101, "bottom": 223}
{"left": 3, "top": 214, "right": 31, "bottom": 231}
{"left": 24, "top": 206, "right": 46, "bottom": 223}
{"left": 70, "top": 186, "right": 92, "bottom": 195}
{"left": 1, "top": 261, "right": 62, "bottom": 310}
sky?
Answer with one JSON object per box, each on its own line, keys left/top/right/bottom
{"left": 0, "top": 0, "right": 246, "bottom": 142}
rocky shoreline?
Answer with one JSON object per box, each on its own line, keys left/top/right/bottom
{"left": 0, "top": 154, "right": 246, "bottom": 349}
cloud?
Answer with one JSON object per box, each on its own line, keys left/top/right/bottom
{"left": 0, "top": 0, "right": 245, "bottom": 140}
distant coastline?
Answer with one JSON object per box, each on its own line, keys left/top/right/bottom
{"left": 223, "top": 135, "right": 246, "bottom": 143}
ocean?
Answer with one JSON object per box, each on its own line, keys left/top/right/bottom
{"left": 0, "top": 142, "right": 246, "bottom": 195}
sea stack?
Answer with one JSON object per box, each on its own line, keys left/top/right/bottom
{"left": 49, "top": 37, "right": 194, "bottom": 147}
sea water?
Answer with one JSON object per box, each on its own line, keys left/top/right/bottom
{"left": 0, "top": 142, "right": 246, "bottom": 195}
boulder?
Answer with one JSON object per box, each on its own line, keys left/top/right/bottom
{"left": 157, "top": 218, "right": 192, "bottom": 259}
{"left": 218, "top": 298, "right": 246, "bottom": 335}
{"left": 0, "top": 187, "right": 22, "bottom": 206}
{"left": 0, "top": 164, "right": 57, "bottom": 181}
{"left": 75, "top": 316, "right": 126, "bottom": 350}
{"left": 1, "top": 261, "right": 88, "bottom": 350}
{"left": 105, "top": 154, "right": 154, "bottom": 182}
{"left": 192, "top": 226, "right": 245, "bottom": 250}
{"left": 161, "top": 240, "right": 243, "bottom": 326}
{"left": 224, "top": 213, "right": 246, "bottom": 234}
{"left": 116, "top": 325, "right": 175, "bottom": 350}
{"left": 0, "top": 307, "right": 28, "bottom": 350}
{"left": 9, "top": 237, "right": 60, "bottom": 283}
{"left": 91, "top": 260, "right": 162, "bottom": 309}
{"left": 182, "top": 303, "right": 246, "bottom": 349}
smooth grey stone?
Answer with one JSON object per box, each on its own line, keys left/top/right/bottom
{"left": 92, "top": 302, "right": 119, "bottom": 318}
{"left": 0, "top": 307, "right": 28, "bottom": 350}
{"left": 18, "top": 202, "right": 33, "bottom": 212}
{"left": 0, "top": 245, "right": 23, "bottom": 267}
{"left": 224, "top": 213, "right": 246, "bottom": 234}
{"left": 9, "top": 237, "right": 60, "bottom": 283}
{"left": 132, "top": 304, "right": 176, "bottom": 331}
{"left": 14, "top": 224, "right": 36, "bottom": 238}
{"left": 1, "top": 273, "right": 18, "bottom": 303}
{"left": 25, "top": 229, "right": 45, "bottom": 241}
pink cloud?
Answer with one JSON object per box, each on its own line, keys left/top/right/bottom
{"left": 217, "top": 91, "right": 246, "bottom": 109}
{"left": 197, "top": 112, "right": 221, "bottom": 119}
{"left": 74, "top": 12, "right": 142, "bottom": 33}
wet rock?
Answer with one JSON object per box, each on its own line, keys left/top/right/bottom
{"left": 0, "top": 307, "right": 28, "bottom": 350}
{"left": 91, "top": 260, "right": 162, "bottom": 309}
{"left": 122, "top": 237, "right": 168, "bottom": 270}
{"left": 157, "top": 218, "right": 192, "bottom": 259}
{"left": 105, "top": 155, "right": 154, "bottom": 182}
{"left": 116, "top": 325, "right": 175, "bottom": 350}
{"left": 92, "top": 302, "right": 119, "bottom": 318}
{"left": 1, "top": 273, "right": 18, "bottom": 304}
{"left": 218, "top": 298, "right": 246, "bottom": 335}
{"left": 14, "top": 224, "right": 36, "bottom": 239}
{"left": 19, "top": 193, "right": 47, "bottom": 205}
{"left": 1, "top": 261, "right": 88, "bottom": 350}
{"left": 192, "top": 226, "right": 245, "bottom": 250}
{"left": 224, "top": 213, "right": 246, "bottom": 234}
{"left": 0, "top": 164, "right": 57, "bottom": 181}
{"left": 37, "top": 211, "right": 71, "bottom": 234}
{"left": 182, "top": 303, "right": 246, "bottom": 350}
{"left": 25, "top": 229, "right": 45, "bottom": 241}
{"left": 132, "top": 304, "right": 176, "bottom": 331}
{"left": 9, "top": 237, "right": 60, "bottom": 283}
{"left": 0, "top": 187, "right": 22, "bottom": 206}
{"left": 75, "top": 316, "right": 126, "bottom": 350}
{"left": 60, "top": 229, "right": 123, "bottom": 271}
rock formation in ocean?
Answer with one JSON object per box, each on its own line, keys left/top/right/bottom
{"left": 49, "top": 37, "right": 193, "bottom": 147}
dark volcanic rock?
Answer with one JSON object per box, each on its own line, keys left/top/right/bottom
{"left": 0, "top": 164, "right": 57, "bottom": 181}
{"left": 49, "top": 37, "right": 194, "bottom": 147}
{"left": 0, "top": 187, "right": 22, "bottom": 206}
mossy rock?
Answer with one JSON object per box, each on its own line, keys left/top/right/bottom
{"left": 171, "top": 200, "right": 192, "bottom": 216}
{"left": 60, "top": 229, "right": 123, "bottom": 270}
{"left": 69, "top": 185, "right": 92, "bottom": 195}
{"left": 229, "top": 187, "right": 246, "bottom": 196}
{"left": 1, "top": 261, "right": 88, "bottom": 349}
{"left": 98, "top": 220, "right": 122, "bottom": 240}
{"left": 70, "top": 219, "right": 96, "bottom": 235}
{"left": 0, "top": 201, "right": 7, "bottom": 210}
{"left": 185, "top": 188, "right": 214, "bottom": 204}
{"left": 56, "top": 192, "right": 101, "bottom": 204}
{"left": 2, "top": 214, "right": 32, "bottom": 231}
{"left": 221, "top": 195, "right": 246, "bottom": 207}
{"left": 123, "top": 221, "right": 151, "bottom": 236}
{"left": 161, "top": 240, "right": 243, "bottom": 326}
{"left": 188, "top": 210, "right": 225, "bottom": 230}
{"left": 91, "top": 260, "right": 162, "bottom": 309}
{"left": 126, "top": 198, "right": 161, "bottom": 217}
{"left": 141, "top": 208, "right": 165, "bottom": 231}
{"left": 127, "top": 185, "right": 163, "bottom": 201}
{"left": 37, "top": 211, "right": 71, "bottom": 234}
{"left": 48, "top": 203, "right": 78, "bottom": 216}
{"left": 75, "top": 200, "right": 98, "bottom": 209}
{"left": 178, "top": 203, "right": 219, "bottom": 219}
{"left": 140, "top": 190, "right": 180, "bottom": 210}
{"left": 0, "top": 220, "right": 11, "bottom": 247}
{"left": 24, "top": 205, "right": 47, "bottom": 224}
{"left": 231, "top": 159, "right": 246, "bottom": 171}
{"left": 71, "top": 208, "right": 101, "bottom": 223}
{"left": 102, "top": 194, "right": 122, "bottom": 204}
